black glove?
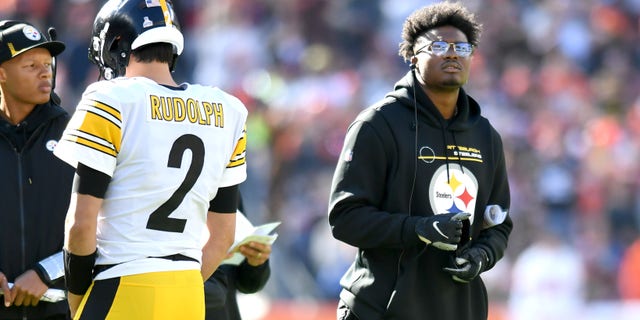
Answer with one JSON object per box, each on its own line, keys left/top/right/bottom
{"left": 415, "top": 212, "right": 471, "bottom": 251}
{"left": 443, "top": 245, "right": 490, "bottom": 283}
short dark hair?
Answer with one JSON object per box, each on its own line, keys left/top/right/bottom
{"left": 398, "top": 2, "right": 482, "bottom": 62}
{"left": 131, "top": 43, "right": 175, "bottom": 65}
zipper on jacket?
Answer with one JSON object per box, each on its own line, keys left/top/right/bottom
{"left": 17, "top": 153, "right": 29, "bottom": 320}
{"left": 17, "top": 154, "right": 27, "bottom": 275}
{"left": 21, "top": 123, "right": 45, "bottom": 184}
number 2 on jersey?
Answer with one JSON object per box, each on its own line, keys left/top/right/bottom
{"left": 146, "top": 134, "right": 205, "bottom": 233}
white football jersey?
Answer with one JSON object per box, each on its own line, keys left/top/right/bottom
{"left": 54, "top": 77, "right": 247, "bottom": 279}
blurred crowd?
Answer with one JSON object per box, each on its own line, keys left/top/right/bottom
{"left": 3, "top": 0, "right": 640, "bottom": 318}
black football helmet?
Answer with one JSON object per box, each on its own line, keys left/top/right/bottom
{"left": 89, "top": 0, "right": 183, "bottom": 80}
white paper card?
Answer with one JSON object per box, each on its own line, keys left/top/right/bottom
{"left": 1, "top": 282, "right": 66, "bottom": 302}
{"left": 222, "top": 214, "right": 280, "bottom": 266}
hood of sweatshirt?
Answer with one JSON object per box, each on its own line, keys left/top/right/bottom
{"left": 0, "top": 101, "right": 68, "bottom": 151}
{"left": 385, "top": 70, "right": 484, "bottom": 210}
{"left": 385, "top": 70, "right": 481, "bottom": 132}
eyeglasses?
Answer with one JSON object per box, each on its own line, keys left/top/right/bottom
{"left": 415, "top": 41, "right": 474, "bottom": 58}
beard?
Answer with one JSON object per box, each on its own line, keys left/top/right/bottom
{"left": 439, "top": 73, "right": 467, "bottom": 88}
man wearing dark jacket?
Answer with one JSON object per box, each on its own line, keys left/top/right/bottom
{"left": 0, "top": 20, "right": 73, "bottom": 320}
{"left": 328, "top": 3, "right": 512, "bottom": 320}
{"left": 205, "top": 260, "right": 270, "bottom": 320}
{"left": 205, "top": 197, "right": 272, "bottom": 320}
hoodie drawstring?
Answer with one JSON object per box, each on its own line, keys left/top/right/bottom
{"left": 441, "top": 123, "right": 465, "bottom": 184}
{"left": 440, "top": 126, "right": 451, "bottom": 183}
{"left": 451, "top": 132, "right": 465, "bottom": 174}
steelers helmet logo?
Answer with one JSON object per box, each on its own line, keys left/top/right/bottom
{"left": 22, "top": 26, "right": 42, "bottom": 41}
{"left": 45, "top": 139, "right": 58, "bottom": 152}
{"left": 428, "top": 164, "right": 478, "bottom": 224}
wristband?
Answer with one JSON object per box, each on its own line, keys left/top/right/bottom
{"left": 63, "top": 249, "right": 97, "bottom": 295}
{"left": 34, "top": 252, "right": 65, "bottom": 287}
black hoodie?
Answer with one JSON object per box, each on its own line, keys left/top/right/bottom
{"left": 328, "top": 71, "right": 512, "bottom": 319}
{"left": 0, "top": 101, "right": 74, "bottom": 319}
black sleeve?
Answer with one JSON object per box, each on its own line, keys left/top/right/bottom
{"left": 235, "top": 260, "right": 271, "bottom": 294}
{"left": 74, "top": 163, "right": 111, "bottom": 198}
{"left": 208, "top": 185, "right": 239, "bottom": 213}
{"left": 328, "top": 117, "right": 419, "bottom": 249}
{"left": 472, "top": 129, "right": 512, "bottom": 271}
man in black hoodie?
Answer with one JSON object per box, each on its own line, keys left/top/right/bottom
{"left": 0, "top": 20, "right": 74, "bottom": 320}
{"left": 328, "top": 3, "right": 512, "bottom": 319}
{"left": 205, "top": 196, "right": 272, "bottom": 320}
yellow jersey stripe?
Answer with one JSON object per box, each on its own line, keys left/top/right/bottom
{"left": 62, "top": 136, "right": 117, "bottom": 158}
{"left": 89, "top": 100, "right": 122, "bottom": 122}
{"left": 227, "top": 159, "right": 246, "bottom": 168}
{"left": 227, "top": 128, "right": 246, "bottom": 168}
{"left": 79, "top": 111, "right": 122, "bottom": 154}
{"left": 227, "top": 151, "right": 246, "bottom": 168}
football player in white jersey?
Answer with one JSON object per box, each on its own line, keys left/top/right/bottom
{"left": 53, "top": 0, "right": 248, "bottom": 319}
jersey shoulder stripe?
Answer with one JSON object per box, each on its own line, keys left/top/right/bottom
{"left": 53, "top": 80, "right": 129, "bottom": 174}
{"left": 67, "top": 99, "right": 123, "bottom": 156}
{"left": 60, "top": 134, "right": 116, "bottom": 158}
{"left": 89, "top": 99, "right": 122, "bottom": 123}
{"left": 227, "top": 126, "right": 246, "bottom": 168}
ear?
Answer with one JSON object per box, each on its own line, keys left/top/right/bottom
{"left": 0, "top": 67, "right": 6, "bottom": 83}
{"left": 410, "top": 56, "right": 418, "bottom": 70}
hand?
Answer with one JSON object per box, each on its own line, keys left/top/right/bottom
{"left": 10, "top": 270, "right": 48, "bottom": 307}
{"left": 415, "top": 212, "right": 471, "bottom": 251}
{"left": 239, "top": 242, "right": 271, "bottom": 267}
{"left": 0, "top": 272, "right": 11, "bottom": 307}
{"left": 443, "top": 246, "right": 489, "bottom": 283}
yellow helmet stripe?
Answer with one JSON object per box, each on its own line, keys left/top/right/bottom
{"left": 159, "top": 0, "right": 172, "bottom": 26}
